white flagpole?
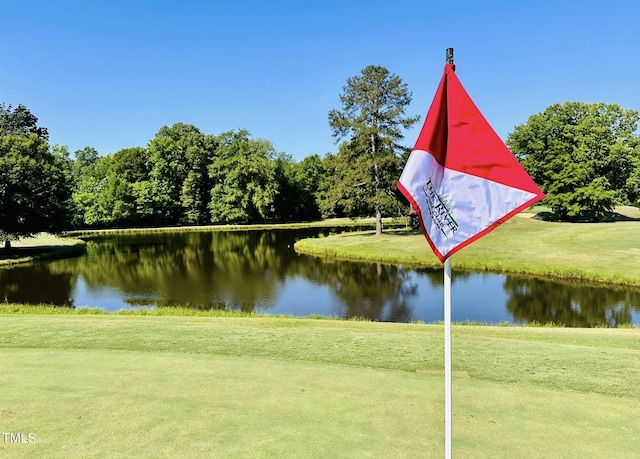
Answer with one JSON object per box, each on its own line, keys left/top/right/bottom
{"left": 444, "top": 257, "right": 452, "bottom": 459}
{"left": 444, "top": 47, "right": 454, "bottom": 459}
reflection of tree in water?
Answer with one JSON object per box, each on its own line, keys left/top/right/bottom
{"left": 206, "top": 231, "right": 287, "bottom": 311}
{"left": 503, "top": 276, "right": 640, "bottom": 327}
{"left": 298, "top": 257, "right": 419, "bottom": 322}
{"left": 72, "top": 231, "right": 298, "bottom": 311}
{"left": 413, "top": 267, "right": 473, "bottom": 287}
{"left": 0, "top": 263, "right": 75, "bottom": 306}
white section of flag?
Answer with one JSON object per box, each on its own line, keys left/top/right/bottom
{"left": 399, "top": 150, "right": 538, "bottom": 260}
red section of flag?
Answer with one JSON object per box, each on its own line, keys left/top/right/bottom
{"left": 413, "top": 64, "right": 544, "bottom": 192}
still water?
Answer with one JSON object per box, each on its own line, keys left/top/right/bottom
{"left": 1, "top": 229, "right": 639, "bottom": 327}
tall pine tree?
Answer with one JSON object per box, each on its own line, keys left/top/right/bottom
{"left": 328, "top": 66, "right": 419, "bottom": 234}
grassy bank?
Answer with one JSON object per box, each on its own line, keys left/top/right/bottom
{"left": 294, "top": 214, "right": 640, "bottom": 286}
{"left": 0, "top": 233, "right": 86, "bottom": 266}
{"left": 1, "top": 313, "right": 639, "bottom": 458}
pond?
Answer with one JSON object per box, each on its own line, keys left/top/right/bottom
{"left": 1, "top": 229, "right": 639, "bottom": 327}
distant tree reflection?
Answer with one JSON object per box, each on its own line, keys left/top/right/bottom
{"left": 503, "top": 276, "right": 639, "bottom": 327}
{"left": 0, "top": 264, "right": 75, "bottom": 306}
{"left": 299, "top": 258, "right": 419, "bottom": 321}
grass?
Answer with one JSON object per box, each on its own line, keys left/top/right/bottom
{"left": 1, "top": 314, "right": 639, "bottom": 457}
{"left": 0, "top": 233, "right": 86, "bottom": 266}
{"left": 294, "top": 213, "right": 640, "bottom": 286}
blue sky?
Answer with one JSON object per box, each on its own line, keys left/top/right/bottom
{"left": 4, "top": 0, "right": 639, "bottom": 161}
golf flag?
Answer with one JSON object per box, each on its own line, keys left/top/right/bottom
{"left": 397, "top": 64, "right": 545, "bottom": 262}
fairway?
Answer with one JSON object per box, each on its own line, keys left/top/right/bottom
{"left": 1, "top": 314, "right": 639, "bottom": 458}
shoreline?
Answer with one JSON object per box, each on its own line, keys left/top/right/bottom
{"left": 0, "top": 234, "right": 86, "bottom": 267}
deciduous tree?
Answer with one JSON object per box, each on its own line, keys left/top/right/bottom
{"left": 147, "top": 123, "right": 214, "bottom": 225}
{"left": 0, "top": 134, "right": 72, "bottom": 248}
{"left": 0, "top": 103, "right": 71, "bottom": 249}
{"left": 273, "top": 153, "right": 321, "bottom": 222}
{"left": 507, "top": 102, "right": 640, "bottom": 221}
{"left": 208, "top": 130, "right": 279, "bottom": 223}
{"left": 0, "top": 103, "right": 49, "bottom": 140}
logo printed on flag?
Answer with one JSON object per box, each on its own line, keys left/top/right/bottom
{"left": 422, "top": 178, "right": 458, "bottom": 238}
{"left": 398, "top": 64, "right": 545, "bottom": 262}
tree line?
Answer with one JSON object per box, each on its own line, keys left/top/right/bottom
{"left": 69, "top": 126, "right": 325, "bottom": 228}
{"left": 2, "top": 66, "right": 640, "bottom": 248}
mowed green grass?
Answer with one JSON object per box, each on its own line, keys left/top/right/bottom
{"left": 0, "top": 233, "right": 85, "bottom": 266}
{"left": 295, "top": 214, "right": 640, "bottom": 286}
{"left": 1, "top": 314, "right": 639, "bottom": 458}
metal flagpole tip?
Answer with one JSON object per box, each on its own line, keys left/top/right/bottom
{"left": 446, "top": 48, "right": 454, "bottom": 64}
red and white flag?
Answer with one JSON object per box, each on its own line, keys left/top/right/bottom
{"left": 398, "top": 64, "right": 544, "bottom": 263}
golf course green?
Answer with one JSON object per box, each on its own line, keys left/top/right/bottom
{"left": 1, "top": 311, "right": 639, "bottom": 458}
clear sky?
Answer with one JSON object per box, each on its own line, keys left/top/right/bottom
{"left": 4, "top": 0, "right": 639, "bottom": 161}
